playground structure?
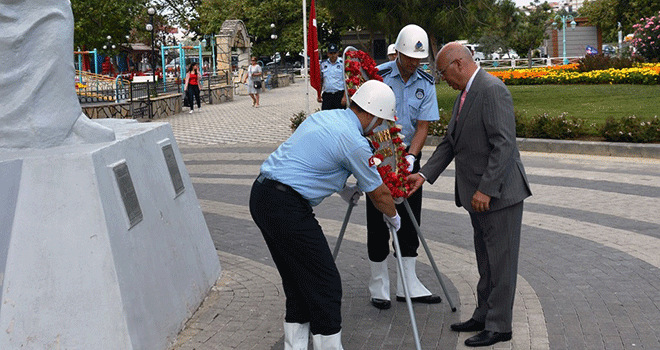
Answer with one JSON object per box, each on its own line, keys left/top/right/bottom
{"left": 72, "top": 20, "right": 258, "bottom": 119}
{"left": 75, "top": 70, "right": 130, "bottom": 103}
{"left": 160, "top": 42, "right": 203, "bottom": 92}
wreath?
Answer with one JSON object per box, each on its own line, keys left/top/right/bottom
{"left": 344, "top": 49, "right": 411, "bottom": 201}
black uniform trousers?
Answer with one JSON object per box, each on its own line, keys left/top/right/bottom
{"left": 366, "top": 152, "right": 422, "bottom": 262}
{"left": 321, "top": 91, "right": 344, "bottom": 110}
{"left": 249, "top": 176, "right": 342, "bottom": 335}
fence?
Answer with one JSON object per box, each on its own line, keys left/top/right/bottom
{"left": 77, "top": 70, "right": 232, "bottom": 119}
{"left": 477, "top": 56, "right": 582, "bottom": 70}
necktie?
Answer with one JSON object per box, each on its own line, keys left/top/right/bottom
{"left": 458, "top": 90, "right": 467, "bottom": 116}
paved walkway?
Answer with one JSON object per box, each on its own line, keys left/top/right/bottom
{"left": 164, "top": 82, "right": 660, "bottom": 349}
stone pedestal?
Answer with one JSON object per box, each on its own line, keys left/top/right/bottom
{"left": 0, "top": 120, "right": 221, "bottom": 349}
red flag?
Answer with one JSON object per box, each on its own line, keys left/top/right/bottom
{"left": 307, "top": 0, "right": 321, "bottom": 98}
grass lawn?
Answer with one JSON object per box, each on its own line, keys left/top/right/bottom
{"left": 435, "top": 83, "right": 660, "bottom": 125}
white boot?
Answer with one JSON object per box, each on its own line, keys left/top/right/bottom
{"left": 396, "top": 257, "right": 432, "bottom": 298}
{"left": 284, "top": 321, "right": 310, "bottom": 350}
{"left": 312, "top": 331, "right": 344, "bottom": 350}
{"left": 369, "top": 260, "right": 390, "bottom": 301}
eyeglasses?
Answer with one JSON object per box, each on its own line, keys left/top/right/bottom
{"left": 438, "top": 59, "right": 458, "bottom": 78}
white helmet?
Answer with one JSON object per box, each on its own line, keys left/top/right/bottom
{"left": 387, "top": 44, "right": 396, "bottom": 55}
{"left": 394, "top": 24, "right": 429, "bottom": 59}
{"left": 351, "top": 80, "right": 396, "bottom": 122}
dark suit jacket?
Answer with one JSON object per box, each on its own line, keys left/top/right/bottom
{"left": 420, "top": 69, "right": 531, "bottom": 213}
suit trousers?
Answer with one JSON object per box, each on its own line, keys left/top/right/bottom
{"left": 366, "top": 154, "right": 422, "bottom": 262}
{"left": 469, "top": 201, "right": 524, "bottom": 333}
{"left": 249, "top": 178, "right": 342, "bottom": 335}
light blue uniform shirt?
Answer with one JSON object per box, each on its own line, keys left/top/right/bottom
{"left": 376, "top": 60, "right": 440, "bottom": 142}
{"left": 260, "top": 109, "right": 382, "bottom": 207}
{"left": 321, "top": 57, "right": 345, "bottom": 93}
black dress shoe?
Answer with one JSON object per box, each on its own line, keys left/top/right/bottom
{"left": 395, "top": 294, "right": 442, "bottom": 303}
{"left": 370, "top": 298, "right": 391, "bottom": 309}
{"left": 450, "top": 318, "right": 485, "bottom": 332}
{"left": 464, "top": 330, "right": 512, "bottom": 347}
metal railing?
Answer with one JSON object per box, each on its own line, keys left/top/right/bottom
{"left": 477, "top": 56, "right": 582, "bottom": 70}
{"left": 76, "top": 70, "right": 131, "bottom": 103}
{"left": 77, "top": 70, "right": 231, "bottom": 119}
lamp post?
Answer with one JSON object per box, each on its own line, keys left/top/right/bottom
{"left": 201, "top": 35, "right": 216, "bottom": 75}
{"left": 102, "top": 35, "right": 116, "bottom": 76}
{"left": 270, "top": 23, "right": 278, "bottom": 77}
{"left": 102, "top": 35, "right": 116, "bottom": 51}
{"left": 552, "top": 8, "right": 576, "bottom": 65}
{"left": 146, "top": 7, "right": 156, "bottom": 84}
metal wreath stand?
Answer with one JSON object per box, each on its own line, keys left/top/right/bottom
{"left": 333, "top": 47, "right": 456, "bottom": 350}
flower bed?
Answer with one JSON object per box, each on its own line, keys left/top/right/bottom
{"left": 490, "top": 63, "right": 660, "bottom": 85}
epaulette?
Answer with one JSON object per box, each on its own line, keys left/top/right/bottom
{"left": 417, "top": 69, "right": 435, "bottom": 84}
{"left": 378, "top": 67, "right": 392, "bottom": 77}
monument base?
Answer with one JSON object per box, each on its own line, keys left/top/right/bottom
{"left": 0, "top": 120, "right": 221, "bottom": 349}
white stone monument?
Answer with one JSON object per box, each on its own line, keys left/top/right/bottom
{"left": 0, "top": 1, "right": 221, "bottom": 348}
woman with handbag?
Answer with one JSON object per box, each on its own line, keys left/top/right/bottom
{"left": 244, "top": 56, "right": 262, "bottom": 107}
{"left": 184, "top": 62, "right": 201, "bottom": 113}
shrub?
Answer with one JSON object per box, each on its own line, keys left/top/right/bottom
{"left": 601, "top": 115, "right": 660, "bottom": 142}
{"left": 631, "top": 12, "right": 660, "bottom": 62}
{"left": 577, "top": 54, "right": 637, "bottom": 72}
{"left": 290, "top": 110, "right": 308, "bottom": 132}
{"left": 522, "top": 112, "right": 589, "bottom": 139}
{"left": 515, "top": 110, "right": 531, "bottom": 138}
{"left": 428, "top": 109, "right": 452, "bottom": 137}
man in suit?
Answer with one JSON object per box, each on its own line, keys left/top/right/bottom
{"left": 407, "top": 42, "right": 532, "bottom": 347}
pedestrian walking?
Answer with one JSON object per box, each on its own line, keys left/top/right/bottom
{"left": 245, "top": 56, "right": 262, "bottom": 107}
{"left": 184, "top": 62, "right": 201, "bottom": 113}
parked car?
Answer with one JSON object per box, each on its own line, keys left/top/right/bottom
{"left": 463, "top": 44, "right": 485, "bottom": 61}
{"left": 491, "top": 49, "right": 519, "bottom": 60}
{"left": 602, "top": 44, "right": 617, "bottom": 56}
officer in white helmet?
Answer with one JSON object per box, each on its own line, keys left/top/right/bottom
{"left": 250, "top": 80, "right": 401, "bottom": 350}
{"left": 387, "top": 43, "right": 397, "bottom": 61}
{"left": 366, "top": 24, "right": 441, "bottom": 310}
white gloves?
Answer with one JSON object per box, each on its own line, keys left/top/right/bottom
{"left": 405, "top": 154, "right": 416, "bottom": 173}
{"left": 383, "top": 212, "right": 401, "bottom": 232}
{"left": 338, "top": 184, "right": 362, "bottom": 205}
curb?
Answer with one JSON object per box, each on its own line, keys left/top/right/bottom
{"left": 424, "top": 136, "right": 660, "bottom": 159}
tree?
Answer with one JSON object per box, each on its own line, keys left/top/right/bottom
{"left": 151, "top": 0, "right": 203, "bottom": 39}
{"left": 509, "top": 1, "right": 553, "bottom": 66}
{"left": 581, "top": 0, "right": 660, "bottom": 43}
{"left": 320, "top": 0, "right": 500, "bottom": 69}
{"left": 470, "top": 0, "right": 520, "bottom": 58}
{"left": 197, "top": 0, "right": 332, "bottom": 59}
{"left": 71, "top": 0, "right": 148, "bottom": 51}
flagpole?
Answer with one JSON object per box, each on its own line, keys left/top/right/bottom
{"left": 303, "top": 0, "right": 309, "bottom": 115}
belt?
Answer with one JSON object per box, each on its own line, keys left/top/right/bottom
{"left": 256, "top": 174, "right": 301, "bottom": 197}
{"left": 323, "top": 91, "right": 344, "bottom": 95}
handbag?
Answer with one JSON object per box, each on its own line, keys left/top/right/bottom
{"left": 253, "top": 80, "right": 262, "bottom": 89}
{"left": 183, "top": 92, "right": 191, "bottom": 107}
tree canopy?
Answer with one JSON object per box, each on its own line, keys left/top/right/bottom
{"left": 72, "top": 0, "right": 148, "bottom": 51}
{"left": 580, "top": 0, "right": 660, "bottom": 43}
{"left": 509, "top": 1, "right": 553, "bottom": 61}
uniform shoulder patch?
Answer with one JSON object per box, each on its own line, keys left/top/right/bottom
{"left": 417, "top": 69, "right": 435, "bottom": 84}
{"left": 378, "top": 67, "right": 392, "bottom": 77}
